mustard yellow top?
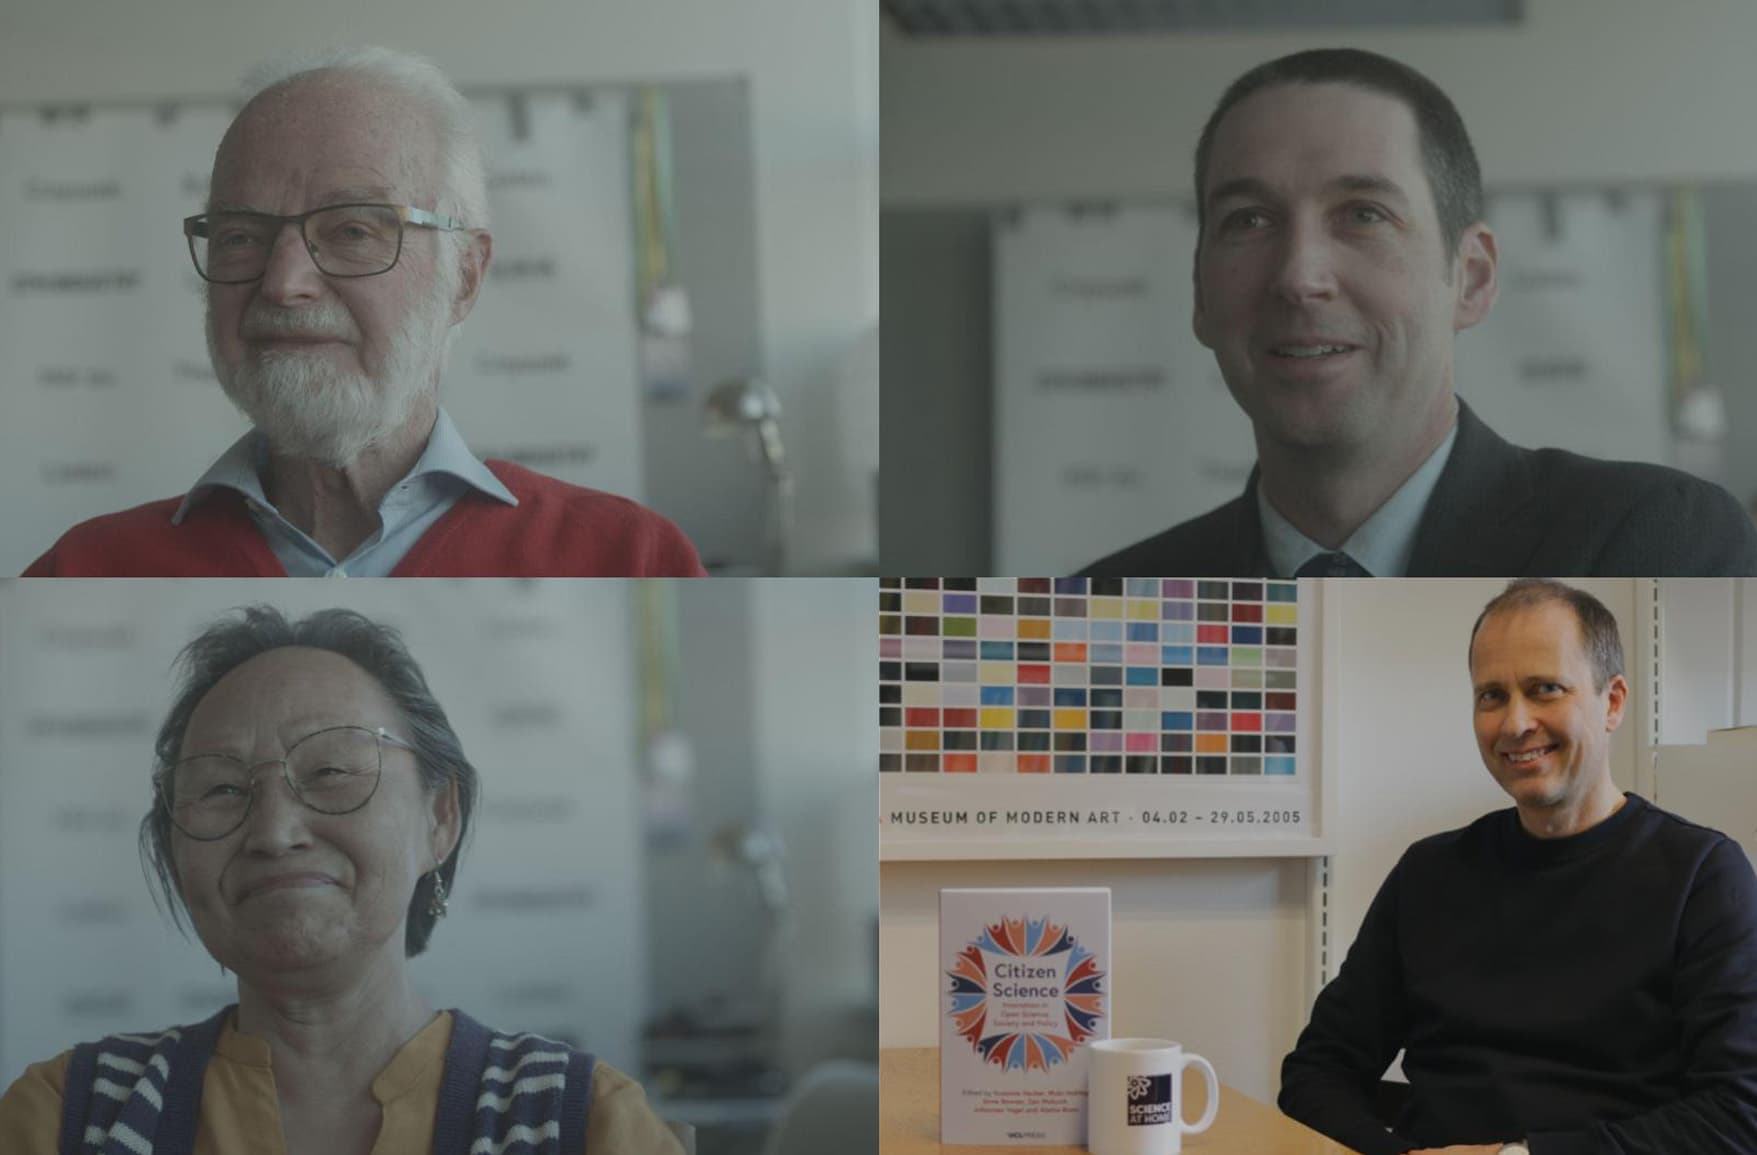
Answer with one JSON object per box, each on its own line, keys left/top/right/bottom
{"left": 0, "top": 1010, "right": 684, "bottom": 1155}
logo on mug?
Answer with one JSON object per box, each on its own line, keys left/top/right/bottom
{"left": 1126, "top": 1073, "right": 1173, "bottom": 1126}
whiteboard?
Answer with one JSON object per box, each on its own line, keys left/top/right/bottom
{"left": 992, "top": 205, "right": 1254, "bottom": 577}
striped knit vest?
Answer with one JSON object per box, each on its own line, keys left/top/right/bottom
{"left": 57, "top": 1006, "right": 595, "bottom": 1155}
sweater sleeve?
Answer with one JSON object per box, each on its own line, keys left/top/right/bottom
{"left": 585, "top": 1061, "right": 687, "bottom": 1154}
{"left": 643, "top": 516, "right": 708, "bottom": 578}
{"left": 1526, "top": 838, "right": 1757, "bottom": 1155}
{"left": 21, "top": 547, "right": 59, "bottom": 576}
{"left": 1279, "top": 856, "right": 1418, "bottom": 1155}
{"left": 0, "top": 1049, "right": 72, "bottom": 1152}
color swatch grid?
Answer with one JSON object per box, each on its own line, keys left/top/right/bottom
{"left": 880, "top": 578, "right": 1300, "bottom": 775}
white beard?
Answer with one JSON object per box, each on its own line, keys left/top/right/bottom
{"left": 209, "top": 276, "right": 456, "bottom": 469}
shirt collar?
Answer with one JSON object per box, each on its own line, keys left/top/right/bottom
{"left": 214, "top": 1006, "right": 454, "bottom": 1106}
{"left": 1256, "top": 415, "right": 1459, "bottom": 579}
{"left": 173, "top": 408, "right": 517, "bottom": 524}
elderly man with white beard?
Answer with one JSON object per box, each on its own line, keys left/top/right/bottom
{"left": 25, "top": 48, "right": 705, "bottom": 577}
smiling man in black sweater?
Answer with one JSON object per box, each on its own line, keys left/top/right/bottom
{"left": 1279, "top": 579, "right": 1757, "bottom": 1155}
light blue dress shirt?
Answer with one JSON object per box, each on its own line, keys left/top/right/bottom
{"left": 1257, "top": 416, "right": 1460, "bottom": 579}
{"left": 171, "top": 409, "right": 518, "bottom": 577}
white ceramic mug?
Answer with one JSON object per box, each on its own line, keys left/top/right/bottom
{"left": 1085, "top": 1038, "right": 1219, "bottom": 1155}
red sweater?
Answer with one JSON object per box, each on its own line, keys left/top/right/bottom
{"left": 23, "top": 460, "right": 707, "bottom": 577}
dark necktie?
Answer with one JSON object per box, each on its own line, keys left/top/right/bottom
{"left": 1293, "top": 552, "right": 1372, "bottom": 578}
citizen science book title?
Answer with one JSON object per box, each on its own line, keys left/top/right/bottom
{"left": 939, "top": 887, "right": 1111, "bottom": 1146}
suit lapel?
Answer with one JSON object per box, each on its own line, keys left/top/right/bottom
{"left": 1406, "top": 400, "right": 1547, "bottom": 575}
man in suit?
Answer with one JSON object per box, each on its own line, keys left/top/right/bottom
{"left": 1280, "top": 580, "right": 1757, "bottom": 1154}
{"left": 1083, "top": 49, "right": 1757, "bottom": 577}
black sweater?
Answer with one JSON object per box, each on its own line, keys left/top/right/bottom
{"left": 1280, "top": 793, "right": 1757, "bottom": 1154}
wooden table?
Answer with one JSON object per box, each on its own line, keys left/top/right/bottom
{"left": 882, "top": 1047, "right": 1361, "bottom": 1154}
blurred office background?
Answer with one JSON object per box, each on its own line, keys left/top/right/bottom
{"left": 0, "top": 0, "right": 878, "bottom": 576}
{"left": 0, "top": 578, "right": 878, "bottom": 1155}
{"left": 881, "top": 0, "right": 1757, "bottom": 574}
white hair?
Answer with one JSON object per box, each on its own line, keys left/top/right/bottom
{"left": 238, "top": 46, "right": 490, "bottom": 236}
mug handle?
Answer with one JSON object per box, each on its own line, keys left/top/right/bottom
{"left": 1178, "top": 1053, "right": 1220, "bottom": 1135}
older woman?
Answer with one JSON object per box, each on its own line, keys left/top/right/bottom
{"left": 0, "top": 607, "right": 683, "bottom": 1155}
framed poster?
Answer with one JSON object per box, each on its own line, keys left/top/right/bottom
{"left": 879, "top": 577, "right": 1328, "bottom": 859}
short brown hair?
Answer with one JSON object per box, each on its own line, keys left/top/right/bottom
{"left": 1467, "top": 579, "right": 1625, "bottom": 693}
{"left": 1194, "top": 48, "right": 1484, "bottom": 269}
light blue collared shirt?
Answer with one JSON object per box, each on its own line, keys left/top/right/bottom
{"left": 1257, "top": 417, "right": 1459, "bottom": 579}
{"left": 172, "top": 409, "right": 518, "bottom": 577}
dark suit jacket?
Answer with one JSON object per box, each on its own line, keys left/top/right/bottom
{"left": 1082, "top": 400, "right": 1757, "bottom": 577}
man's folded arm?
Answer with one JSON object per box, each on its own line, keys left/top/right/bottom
{"left": 1279, "top": 858, "right": 1418, "bottom": 1155}
{"left": 1524, "top": 838, "right": 1757, "bottom": 1155}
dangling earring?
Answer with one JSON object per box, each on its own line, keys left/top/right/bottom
{"left": 428, "top": 871, "right": 449, "bottom": 919}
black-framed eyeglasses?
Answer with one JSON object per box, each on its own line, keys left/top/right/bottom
{"left": 182, "top": 202, "right": 472, "bottom": 284}
{"left": 156, "top": 724, "right": 418, "bottom": 841}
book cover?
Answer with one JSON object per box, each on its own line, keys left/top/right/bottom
{"left": 939, "top": 887, "right": 1111, "bottom": 1145}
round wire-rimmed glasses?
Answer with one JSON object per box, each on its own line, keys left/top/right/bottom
{"left": 156, "top": 725, "right": 417, "bottom": 841}
{"left": 182, "top": 203, "right": 472, "bottom": 284}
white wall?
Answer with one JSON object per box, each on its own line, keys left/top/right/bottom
{"left": 882, "top": 0, "right": 1757, "bottom": 205}
{"left": 879, "top": 578, "right": 1646, "bottom": 1104}
{"left": 1, "top": 0, "right": 878, "bottom": 574}
{"left": 1656, "top": 579, "right": 1757, "bottom": 745}
{"left": 750, "top": 578, "right": 881, "bottom": 1074}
